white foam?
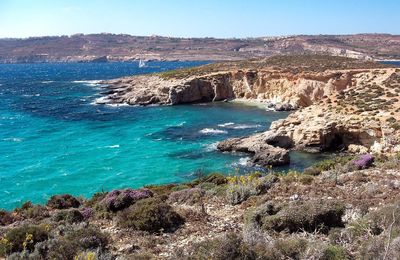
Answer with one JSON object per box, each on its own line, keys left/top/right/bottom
{"left": 105, "top": 103, "right": 129, "bottom": 107}
{"left": 41, "top": 81, "right": 54, "bottom": 84}
{"left": 91, "top": 96, "right": 109, "bottom": 105}
{"left": 72, "top": 80, "right": 103, "bottom": 84}
{"left": 203, "top": 142, "right": 219, "bottom": 152}
{"left": 231, "top": 124, "right": 262, "bottom": 129}
{"left": 168, "top": 121, "right": 186, "bottom": 127}
{"left": 3, "top": 137, "right": 23, "bottom": 142}
{"left": 218, "top": 122, "right": 235, "bottom": 127}
{"left": 106, "top": 145, "right": 120, "bottom": 148}
{"left": 199, "top": 128, "right": 227, "bottom": 135}
{"left": 218, "top": 122, "right": 261, "bottom": 129}
{"left": 232, "top": 157, "right": 251, "bottom": 167}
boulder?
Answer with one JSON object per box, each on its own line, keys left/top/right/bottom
{"left": 251, "top": 147, "right": 290, "bottom": 167}
{"left": 217, "top": 134, "right": 290, "bottom": 167}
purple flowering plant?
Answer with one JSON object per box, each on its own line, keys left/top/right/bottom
{"left": 101, "top": 188, "right": 153, "bottom": 212}
{"left": 352, "top": 154, "right": 374, "bottom": 170}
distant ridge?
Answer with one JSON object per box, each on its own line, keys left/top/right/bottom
{"left": 0, "top": 33, "right": 399, "bottom": 63}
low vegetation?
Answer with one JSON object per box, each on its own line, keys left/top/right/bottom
{"left": 1, "top": 153, "right": 400, "bottom": 258}
{"left": 158, "top": 55, "right": 392, "bottom": 79}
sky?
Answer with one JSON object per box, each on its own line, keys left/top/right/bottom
{"left": 0, "top": 0, "right": 399, "bottom": 38}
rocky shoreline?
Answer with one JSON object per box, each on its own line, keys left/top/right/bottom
{"left": 97, "top": 55, "right": 400, "bottom": 167}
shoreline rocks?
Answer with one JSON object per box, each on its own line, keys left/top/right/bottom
{"left": 217, "top": 135, "right": 290, "bottom": 167}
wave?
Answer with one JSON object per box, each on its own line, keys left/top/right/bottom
{"left": 105, "top": 103, "right": 130, "bottom": 107}
{"left": 218, "top": 122, "right": 235, "bottom": 127}
{"left": 167, "top": 121, "right": 186, "bottom": 127}
{"left": 72, "top": 80, "right": 104, "bottom": 87}
{"left": 105, "top": 144, "right": 120, "bottom": 148}
{"left": 3, "top": 137, "right": 23, "bottom": 142}
{"left": 218, "top": 122, "right": 261, "bottom": 129}
{"left": 232, "top": 157, "right": 251, "bottom": 167}
{"left": 199, "top": 128, "right": 227, "bottom": 135}
{"left": 231, "top": 124, "right": 262, "bottom": 129}
{"left": 72, "top": 80, "right": 103, "bottom": 84}
{"left": 41, "top": 81, "right": 54, "bottom": 84}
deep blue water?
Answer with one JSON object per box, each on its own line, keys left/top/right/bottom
{"left": 0, "top": 61, "right": 325, "bottom": 210}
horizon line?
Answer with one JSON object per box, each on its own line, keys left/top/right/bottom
{"left": 0, "top": 32, "right": 398, "bottom": 41}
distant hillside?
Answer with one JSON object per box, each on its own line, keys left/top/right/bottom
{"left": 0, "top": 33, "right": 399, "bottom": 63}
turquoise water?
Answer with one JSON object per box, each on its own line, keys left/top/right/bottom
{"left": 0, "top": 62, "right": 325, "bottom": 210}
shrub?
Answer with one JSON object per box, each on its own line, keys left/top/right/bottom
{"left": 46, "top": 194, "right": 81, "bottom": 209}
{"left": 273, "top": 238, "right": 308, "bottom": 259}
{"left": 180, "top": 233, "right": 255, "bottom": 260}
{"left": 312, "top": 156, "right": 354, "bottom": 172}
{"left": 48, "top": 227, "right": 109, "bottom": 260}
{"left": 101, "top": 188, "right": 153, "bottom": 212}
{"left": 117, "top": 197, "right": 184, "bottom": 233}
{"left": 14, "top": 201, "right": 49, "bottom": 221}
{"left": 84, "top": 192, "right": 107, "bottom": 208}
{"left": 81, "top": 207, "right": 94, "bottom": 219}
{"left": 52, "top": 209, "right": 84, "bottom": 224}
{"left": 194, "top": 173, "right": 228, "bottom": 185}
{"left": 249, "top": 200, "right": 345, "bottom": 233}
{"left": 280, "top": 171, "right": 314, "bottom": 185}
{"left": 303, "top": 166, "right": 322, "bottom": 176}
{"left": 322, "top": 245, "right": 347, "bottom": 260}
{"left": 0, "top": 210, "right": 14, "bottom": 226}
{"left": 145, "top": 184, "right": 177, "bottom": 197}
{"left": 351, "top": 154, "right": 374, "bottom": 170}
{"left": 168, "top": 188, "right": 206, "bottom": 205}
{"left": 0, "top": 225, "right": 49, "bottom": 255}
{"left": 226, "top": 174, "right": 276, "bottom": 205}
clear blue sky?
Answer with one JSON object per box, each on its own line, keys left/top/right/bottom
{"left": 0, "top": 0, "right": 399, "bottom": 38}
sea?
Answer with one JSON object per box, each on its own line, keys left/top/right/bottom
{"left": 0, "top": 61, "right": 327, "bottom": 210}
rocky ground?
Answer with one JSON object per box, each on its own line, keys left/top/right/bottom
{"left": 1, "top": 153, "right": 400, "bottom": 259}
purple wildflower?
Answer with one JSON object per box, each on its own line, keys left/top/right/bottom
{"left": 352, "top": 154, "right": 374, "bottom": 170}
{"left": 101, "top": 188, "right": 153, "bottom": 212}
{"left": 81, "top": 207, "right": 94, "bottom": 219}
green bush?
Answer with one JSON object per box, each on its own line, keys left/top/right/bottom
{"left": 13, "top": 201, "right": 49, "bottom": 221}
{"left": 117, "top": 197, "right": 184, "bottom": 233}
{"left": 48, "top": 227, "right": 109, "bottom": 260}
{"left": 273, "top": 238, "right": 308, "bottom": 259}
{"left": 168, "top": 188, "right": 206, "bottom": 205}
{"left": 180, "top": 233, "right": 255, "bottom": 260}
{"left": 226, "top": 174, "right": 276, "bottom": 205}
{"left": 312, "top": 156, "right": 354, "bottom": 172}
{"left": 46, "top": 194, "right": 81, "bottom": 209}
{"left": 52, "top": 209, "right": 84, "bottom": 224}
{"left": 0, "top": 225, "right": 49, "bottom": 255}
{"left": 322, "top": 245, "right": 347, "bottom": 260}
{"left": 248, "top": 200, "right": 345, "bottom": 233}
{"left": 194, "top": 173, "right": 228, "bottom": 186}
{"left": 303, "top": 166, "right": 322, "bottom": 176}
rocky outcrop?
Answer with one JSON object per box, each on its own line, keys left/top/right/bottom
{"left": 217, "top": 135, "right": 290, "bottom": 167}
{"left": 99, "top": 69, "right": 365, "bottom": 108}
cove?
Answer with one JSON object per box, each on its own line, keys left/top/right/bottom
{"left": 0, "top": 62, "right": 324, "bottom": 210}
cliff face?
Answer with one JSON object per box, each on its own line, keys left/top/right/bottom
{"left": 218, "top": 67, "right": 400, "bottom": 156}
{"left": 100, "top": 69, "right": 360, "bottom": 109}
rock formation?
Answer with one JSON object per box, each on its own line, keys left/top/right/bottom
{"left": 99, "top": 56, "right": 400, "bottom": 166}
